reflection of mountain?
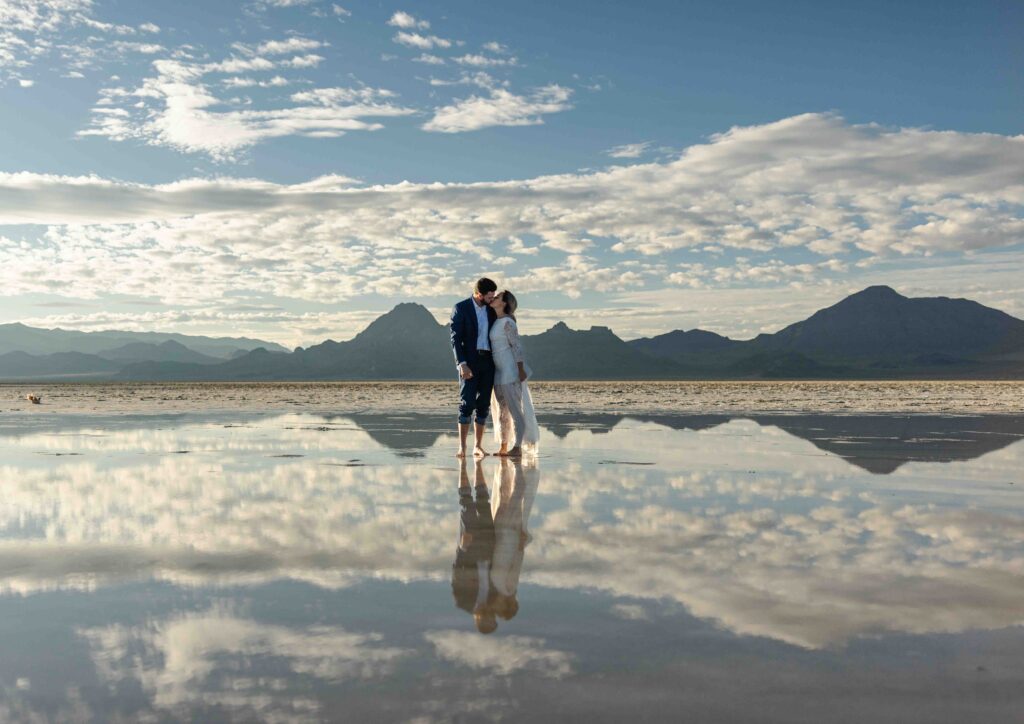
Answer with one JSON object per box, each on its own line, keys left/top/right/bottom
{"left": 2, "top": 410, "right": 1022, "bottom": 474}
{"left": 537, "top": 412, "right": 1024, "bottom": 474}
{"left": 345, "top": 413, "right": 450, "bottom": 456}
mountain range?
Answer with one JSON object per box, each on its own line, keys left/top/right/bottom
{"left": 3, "top": 286, "right": 1023, "bottom": 381}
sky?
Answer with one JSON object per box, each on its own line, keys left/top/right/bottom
{"left": 0, "top": 0, "right": 1021, "bottom": 347}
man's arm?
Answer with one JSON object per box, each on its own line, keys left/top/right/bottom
{"left": 450, "top": 302, "right": 468, "bottom": 366}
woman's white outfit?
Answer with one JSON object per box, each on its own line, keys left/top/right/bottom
{"left": 489, "top": 316, "right": 540, "bottom": 453}
{"left": 490, "top": 459, "right": 540, "bottom": 599}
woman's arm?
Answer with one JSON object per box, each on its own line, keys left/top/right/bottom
{"left": 505, "top": 321, "right": 528, "bottom": 381}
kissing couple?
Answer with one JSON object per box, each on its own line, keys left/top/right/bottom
{"left": 450, "top": 277, "right": 539, "bottom": 459}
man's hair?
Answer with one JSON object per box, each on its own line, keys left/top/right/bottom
{"left": 474, "top": 277, "right": 497, "bottom": 295}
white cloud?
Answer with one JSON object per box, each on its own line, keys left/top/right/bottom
{"left": 392, "top": 31, "right": 451, "bottom": 50}
{"left": 0, "top": 415, "right": 1022, "bottom": 653}
{"left": 606, "top": 141, "right": 652, "bottom": 158}
{"left": 453, "top": 53, "right": 518, "bottom": 68}
{"left": 424, "top": 631, "right": 574, "bottom": 677}
{"left": 17, "top": 77, "right": 34, "bottom": 87}
{"left": 75, "top": 50, "right": 413, "bottom": 159}
{"left": 3, "top": 115, "right": 1023, "bottom": 325}
{"left": 79, "top": 608, "right": 410, "bottom": 716}
{"left": 222, "top": 74, "right": 290, "bottom": 88}
{"left": 423, "top": 84, "right": 572, "bottom": 132}
{"left": 332, "top": 4, "right": 351, "bottom": 17}
{"left": 482, "top": 41, "right": 508, "bottom": 54}
{"left": 413, "top": 53, "right": 445, "bottom": 65}
{"left": 429, "top": 71, "right": 498, "bottom": 89}
{"left": 387, "top": 10, "right": 429, "bottom": 29}
{"left": 0, "top": 1, "right": 165, "bottom": 82}
{"left": 242, "top": 37, "right": 323, "bottom": 55}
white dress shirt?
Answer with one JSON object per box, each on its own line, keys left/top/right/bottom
{"left": 474, "top": 299, "right": 490, "bottom": 351}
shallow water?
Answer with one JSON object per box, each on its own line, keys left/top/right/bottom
{"left": 0, "top": 411, "right": 1022, "bottom": 722}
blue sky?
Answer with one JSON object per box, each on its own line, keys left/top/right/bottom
{"left": 0, "top": 0, "right": 1021, "bottom": 345}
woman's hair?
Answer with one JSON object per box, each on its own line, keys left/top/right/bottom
{"left": 500, "top": 290, "right": 518, "bottom": 320}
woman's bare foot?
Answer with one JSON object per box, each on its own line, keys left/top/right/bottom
{"left": 497, "top": 445, "right": 508, "bottom": 457}
{"left": 456, "top": 447, "right": 467, "bottom": 458}
{"left": 473, "top": 446, "right": 488, "bottom": 458}
{"left": 507, "top": 446, "right": 522, "bottom": 458}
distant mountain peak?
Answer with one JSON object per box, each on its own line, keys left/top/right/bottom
{"left": 385, "top": 302, "right": 437, "bottom": 320}
{"left": 352, "top": 303, "right": 442, "bottom": 343}
{"left": 847, "top": 285, "right": 904, "bottom": 301}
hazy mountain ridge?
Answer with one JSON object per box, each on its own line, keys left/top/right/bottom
{"left": 0, "top": 323, "right": 288, "bottom": 358}
{"left": 4, "top": 287, "right": 1023, "bottom": 381}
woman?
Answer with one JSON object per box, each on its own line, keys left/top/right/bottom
{"left": 489, "top": 457, "right": 540, "bottom": 622}
{"left": 488, "top": 290, "right": 540, "bottom": 457}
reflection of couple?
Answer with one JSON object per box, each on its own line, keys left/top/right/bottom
{"left": 451, "top": 457, "right": 539, "bottom": 634}
{"left": 450, "top": 277, "right": 540, "bottom": 459}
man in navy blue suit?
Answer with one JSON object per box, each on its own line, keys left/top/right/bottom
{"left": 450, "top": 277, "right": 498, "bottom": 458}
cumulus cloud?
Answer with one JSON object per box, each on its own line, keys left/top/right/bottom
{"left": 387, "top": 10, "right": 429, "bottom": 29}
{"left": 606, "top": 141, "right": 652, "bottom": 158}
{"left": 413, "top": 53, "right": 445, "bottom": 65}
{"left": 423, "top": 84, "right": 572, "bottom": 132}
{"left": 2, "top": 115, "right": 1022, "bottom": 321}
{"left": 392, "top": 31, "right": 451, "bottom": 50}
{"left": 452, "top": 53, "right": 518, "bottom": 68}
{"left": 0, "top": 0, "right": 162, "bottom": 82}
{"left": 424, "top": 631, "right": 574, "bottom": 677}
{"left": 75, "top": 51, "right": 414, "bottom": 159}
{"left": 78, "top": 608, "right": 410, "bottom": 717}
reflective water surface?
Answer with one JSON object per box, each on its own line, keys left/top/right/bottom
{"left": 0, "top": 411, "right": 1022, "bottom": 722}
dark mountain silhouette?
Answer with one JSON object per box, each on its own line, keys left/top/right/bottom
{"left": 117, "top": 306, "right": 678, "bottom": 380}
{"left": 97, "top": 340, "right": 222, "bottom": 365}
{"left": 625, "top": 285, "right": 1024, "bottom": 377}
{"left": 754, "top": 285, "right": 1024, "bottom": 361}
{"left": 4, "top": 286, "right": 1023, "bottom": 381}
{"left": 525, "top": 322, "right": 680, "bottom": 379}
{"left": 0, "top": 322, "right": 286, "bottom": 358}
{"left": 629, "top": 329, "right": 737, "bottom": 359}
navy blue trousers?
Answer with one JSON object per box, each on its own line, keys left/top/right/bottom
{"left": 458, "top": 353, "right": 495, "bottom": 425}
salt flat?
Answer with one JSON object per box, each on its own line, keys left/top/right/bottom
{"left": 1, "top": 380, "right": 1023, "bottom": 416}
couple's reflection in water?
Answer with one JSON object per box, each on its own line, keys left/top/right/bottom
{"left": 452, "top": 457, "right": 539, "bottom": 634}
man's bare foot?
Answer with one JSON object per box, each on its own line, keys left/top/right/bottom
{"left": 473, "top": 446, "right": 488, "bottom": 458}
{"left": 507, "top": 446, "right": 522, "bottom": 458}
{"left": 456, "top": 448, "right": 467, "bottom": 458}
{"left": 496, "top": 445, "right": 508, "bottom": 457}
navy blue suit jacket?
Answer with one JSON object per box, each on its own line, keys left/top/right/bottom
{"left": 450, "top": 297, "right": 497, "bottom": 366}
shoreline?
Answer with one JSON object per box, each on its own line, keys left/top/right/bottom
{"left": 0, "top": 380, "right": 1021, "bottom": 417}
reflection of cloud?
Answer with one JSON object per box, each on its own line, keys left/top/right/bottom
{"left": 1, "top": 414, "right": 1022, "bottom": 649}
{"left": 424, "top": 630, "right": 573, "bottom": 677}
{"left": 78, "top": 606, "right": 410, "bottom": 716}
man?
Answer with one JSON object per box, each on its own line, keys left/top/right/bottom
{"left": 450, "top": 277, "right": 498, "bottom": 458}
{"left": 451, "top": 458, "right": 497, "bottom": 634}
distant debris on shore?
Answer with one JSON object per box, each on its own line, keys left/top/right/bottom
{"left": 25, "top": 393, "right": 41, "bottom": 404}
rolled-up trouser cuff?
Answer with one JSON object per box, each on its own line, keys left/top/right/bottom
{"left": 475, "top": 414, "right": 488, "bottom": 424}
{"left": 458, "top": 415, "right": 472, "bottom": 425}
